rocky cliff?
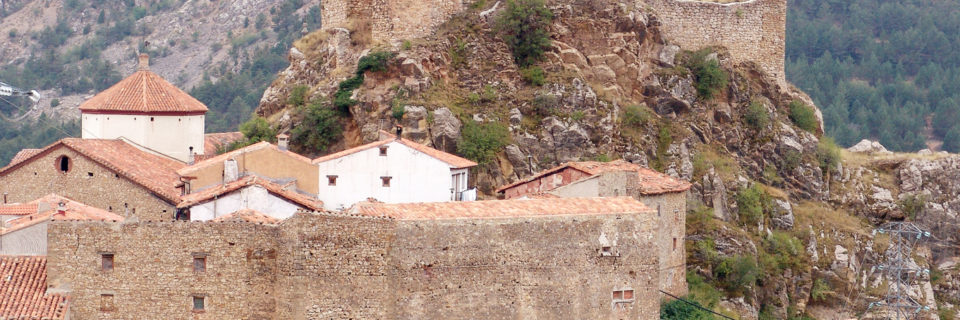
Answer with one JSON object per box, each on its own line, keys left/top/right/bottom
{"left": 255, "top": 1, "right": 960, "bottom": 318}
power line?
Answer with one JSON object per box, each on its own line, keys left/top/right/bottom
{"left": 0, "top": 94, "right": 76, "bottom": 140}
{"left": 659, "top": 290, "right": 735, "bottom": 320}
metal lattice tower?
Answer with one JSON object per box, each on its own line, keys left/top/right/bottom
{"left": 868, "top": 222, "right": 932, "bottom": 319}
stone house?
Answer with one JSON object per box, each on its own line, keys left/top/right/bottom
{"left": 314, "top": 129, "right": 478, "bottom": 210}
{"left": 0, "top": 256, "right": 68, "bottom": 319}
{"left": 0, "top": 138, "right": 186, "bottom": 220}
{"left": 47, "top": 197, "right": 660, "bottom": 319}
{"left": 0, "top": 194, "right": 123, "bottom": 255}
{"left": 496, "top": 160, "right": 692, "bottom": 295}
{"left": 177, "top": 175, "right": 324, "bottom": 221}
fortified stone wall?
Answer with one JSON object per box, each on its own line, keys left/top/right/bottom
{"left": 643, "top": 0, "right": 787, "bottom": 84}
{"left": 47, "top": 220, "right": 279, "bottom": 320}
{"left": 0, "top": 148, "right": 176, "bottom": 220}
{"left": 47, "top": 210, "right": 660, "bottom": 319}
{"left": 321, "top": 0, "right": 470, "bottom": 43}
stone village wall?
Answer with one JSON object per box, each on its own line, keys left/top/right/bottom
{"left": 47, "top": 210, "right": 660, "bottom": 319}
{"left": 319, "top": 0, "right": 786, "bottom": 84}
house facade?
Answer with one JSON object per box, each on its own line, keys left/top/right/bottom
{"left": 178, "top": 140, "right": 318, "bottom": 195}
{"left": 79, "top": 54, "right": 208, "bottom": 163}
{"left": 314, "top": 130, "right": 477, "bottom": 210}
{"left": 177, "top": 175, "right": 324, "bottom": 221}
{"left": 497, "top": 160, "right": 692, "bottom": 296}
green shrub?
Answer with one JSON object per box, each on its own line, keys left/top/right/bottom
{"left": 764, "top": 231, "right": 805, "bottom": 271}
{"left": 467, "top": 92, "right": 481, "bottom": 105}
{"left": 287, "top": 85, "right": 309, "bottom": 107}
{"left": 8, "top": 29, "right": 16, "bottom": 38}
{"left": 736, "top": 184, "right": 766, "bottom": 225}
{"left": 457, "top": 120, "right": 511, "bottom": 165}
{"left": 495, "top": 0, "right": 553, "bottom": 67}
{"left": 744, "top": 101, "right": 770, "bottom": 130}
{"left": 291, "top": 101, "right": 342, "bottom": 152}
{"left": 520, "top": 66, "right": 546, "bottom": 86}
{"left": 239, "top": 116, "right": 277, "bottom": 145}
{"left": 622, "top": 105, "right": 652, "bottom": 127}
{"left": 332, "top": 51, "right": 396, "bottom": 113}
{"left": 50, "top": 99, "right": 60, "bottom": 108}
{"left": 781, "top": 150, "right": 802, "bottom": 172}
{"left": 687, "top": 272, "right": 722, "bottom": 309}
{"left": 816, "top": 137, "right": 841, "bottom": 173}
{"left": 571, "top": 110, "right": 585, "bottom": 122}
{"left": 661, "top": 298, "right": 716, "bottom": 320}
{"left": 714, "top": 255, "right": 759, "bottom": 296}
{"left": 811, "top": 278, "right": 832, "bottom": 302}
{"left": 899, "top": 194, "right": 925, "bottom": 220}
{"left": 402, "top": 40, "right": 412, "bottom": 51}
{"left": 653, "top": 123, "right": 673, "bottom": 171}
{"left": 356, "top": 51, "right": 395, "bottom": 74}
{"left": 789, "top": 101, "right": 819, "bottom": 133}
{"left": 391, "top": 105, "right": 406, "bottom": 120}
{"left": 687, "top": 49, "right": 728, "bottom": 99}
{"left": 449, "top": 37, "right": 467, "bottom": 68}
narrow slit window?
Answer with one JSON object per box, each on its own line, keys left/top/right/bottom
{"left": 673, "top": 238, "right": 677, "bottom": 251}
{"left": 381, "top": 176, "right": 392, "bottom": 187}
{"left": 327, "top": 175, "right": 338, "bottom": 186}
{"left": 379, "top": 146, "right": 388, "bottom": 156}
{"left": 101, "top": 253, "right": 114, "bottom": 271}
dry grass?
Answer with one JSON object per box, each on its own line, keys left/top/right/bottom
{"left": 840, "top": 149, "right": 952, "bottom": 169}
{"left": 793, "top": 201, "right": 870, "bottom": 236}
{"left": 692, "top": 145, "right": 741, "bottom": 182}
{"left": 346, "top": 16, "right": 373, "bottom": 46}
{"left": 294, "top": 31, "right": 330, "bottom": 60}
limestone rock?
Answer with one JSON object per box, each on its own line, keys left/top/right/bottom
{"left": 713, "top": 102, "right": 732, "bottom": 123}
{"left": 658, "top": 45, "right": 680, "bottom": 66}
{"left": 504, "top": 145, "right": 530, "bottom": 178}
{"left": 770, "top": 199, "right": 794, "bottom": 230}
{"left": 430, "top": 107, "right": 461, "bottom": 153}
{"left": 509, "top": 108, "right": 523, "bottom": 126}
{"left": 847, "top": 139, "right": 891, "bottom": 154}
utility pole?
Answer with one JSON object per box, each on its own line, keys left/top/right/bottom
{"left": 868, "top": 222, "right": 932, "bottom": 320}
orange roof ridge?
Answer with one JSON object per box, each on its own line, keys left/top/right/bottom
{"left": 78, "top": 69, "right": 208, "bottom": 114}
{"left": 1, "top": 194, "right": 124, "bottom": 235}
{"left": 178, "top": 141, "right": 314, "bottom": 176}
{"left": 178, "top": 175, "right": 324, "bottom": 211}
{"left": 6, "top": 149, "right": 42, "bottom": 167}
{"left": 0, "top": 256, "right": 68, "bottom": 319}
{"left": 495, "top": 159, "right": 691, "bottom": 195}
{"left": 312, "top": 132, "right": 477, "bottom": 168}
{"left": 352, "top": 197, "right": 651, "bottom": 220}
{"left": 210, "top": 209, "right": 281, "bottom": 224}
{"left": 0, "top": 139, "right": 186, "bottom": 203}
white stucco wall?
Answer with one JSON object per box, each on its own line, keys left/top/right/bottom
{"left": 316, "top": 141, "right": 468, "bottom": 210}
{"left": 81, "top": 113, "right": 205, "bottom": 162}
{"left": 549, "top": 175, "right": 601, "bottom": 198}
{"left": 189, "top": 185, "right": 302, "bottom": 221}
{"left": 0, "top": 222, "right": 47, "bottom": 255}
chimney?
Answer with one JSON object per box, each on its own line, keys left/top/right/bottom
{"left": 56, "top": 201, "right": 67, "bottom": 215}
{"left": 395, "top": 125, "right": 403, "bottom": 140}
{"left": 138, "top": 53, "right": 150, "bottom": 71}
{"left": 277, "top": 134, "right": 289, "bottom": 151}
{"left": 223, "top": 159, "right": 239, "bottom": 183}
{"left": 188, "top": 146, "right": 195, "bottom": 165}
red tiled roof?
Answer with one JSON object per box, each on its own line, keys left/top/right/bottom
{"left": 210, "top": 209, "right": 281, "bottom": 224}
{"left": 78, "top": 68, "right": 208, "bottom": 114}
{"left": 7, "top": 149, "right": 41, "bottom": 168}
{"left": 178, "top": 175, "right": 324, "bottom": 211}
{"left": 203, "top": 132, "right": 245, "bottom": 156}
{"left": 313, "top": 131, "right": 477, "bottom": 169}
{"left": 2, "top": 194, "right": 123, "bottom": 235}
{"left": 178, "top": 142, "right": 314, "bottom": 176}
{"left": 0, "top": 139, "right": 186, "bottom": 203}
{"left": 0, "top": 256, "right": 68, "bottom": 319}
{"left": 352, "top": 197, "right": 652, "bottom": 220}
{"left": 496, "top": 160, "right": 692, "bottom": 195}
{"left": 0, "top": 203, "right": 39, "bottom": 216}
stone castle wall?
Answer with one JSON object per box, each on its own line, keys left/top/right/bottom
{"left": 48, "top": 211, "right": 660, "bottom": 319}
{"left": 643, "top": 0, "right": 787, "bottom": 84}
{"left": 321, "top": 0, "right": 469, "bottom": 43}
{"left": 0, "top": 147, "right": 175, "bottom": 220}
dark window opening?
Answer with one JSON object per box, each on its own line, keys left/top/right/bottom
{"left": 101, "top": 253, "right": 114, "bottom": 271}
{"left": 381, "top": 176, "right": 392, "bottom": 187}
{"left": 88, "top": 172, "right": 94, "bottom": 177}
{"left": 193, "top": 256, "right": 206, "bottom": 272}
{"left": 327, "top": 175, "right": 338, "bottom": 186}
{"left": 673, "top": 238, "right": 677, "bottom": 251}
{"left": 100, "top": 294, "right": 115, "bottom": 312}
{"left": 57, "top": 156, "right": 71, "bottom": 173}
{"left": 150, "top": 117, "right": 155, "bottom": 122}
{"left": 193, "top": 296, "right": 205, "bottom": 311}
{"left": 657, "top": 204, "right": 662, "bottom": 217}
{"left": 601, "top": 246, "right": 612, "bottom": 256}
{"left": 379, "top": 146, "right": 388, "bottom": 156}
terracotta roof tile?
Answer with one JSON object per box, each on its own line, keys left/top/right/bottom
{"left": 0, "top": 256, "right": 68, "bottom": 319}
{"left": 351, "top": 197, "right": 652, "bottom": 220}
{"left": 7, "top": 149, "right": 41, "bottom": 167}
{"left": 0, "top": 139, "right": 186, "bottom": 203}
{"left": 313, "top": 131, "right": 477, "bottom": 168}
{"left": 179, "top": 142, "right": 313, "bottom": 176}
{"left": 2, "top": 194, "right": 124, "bottom": 235}
{"left": 210, "top": 209, "right": 281, "bottom": 224}
{"left": 496, "top": 160, "right": 692, "bottom": 195}
{"left": 78, "top": 69, "right": 208, "bottom": 114}
{"left": 202, "top": 132, "right": 245, "bottom": 156}
{"left": 179, "top": 175, "right": 324, "bottom": 211}
{"left": 0, "top": 203, "right": 39, "bottom": 216}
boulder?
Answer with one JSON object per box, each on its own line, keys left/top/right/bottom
{"left": 430, "top": 107, "right": 461, "bottom": 153}
{"left": 509, "top": 108, "right": 523, "bottom": 126}
{"left": 770, "top": 199, "right": 795, "bottom": 230}
{"left": 847, "top": 139, "right": 891, "bottom": 154}
{"left": 713, "top": 102, "right": 733, "bottom": 123}
{"left": 658, "top": 45, "right": 680, "bottom": 66}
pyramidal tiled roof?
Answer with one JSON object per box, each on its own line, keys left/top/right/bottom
{"left": 0, "top": 256, "right": 68, "bottom": 319}
{"left": 78, "top": 55, "right": 208, "bottom": 114}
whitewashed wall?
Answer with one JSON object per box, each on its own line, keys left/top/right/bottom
{"left": 81, "top": 113, "right": 205, "bottom": 162}
{"left": 316, "top": 141, "right": 467, "bottom": 210}
{"left": 189, "top": 185, "right": 301, "bottom": 221}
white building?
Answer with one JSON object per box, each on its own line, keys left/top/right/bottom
{"left": 79, "top": 54, "right": 208, "bottom": 163}
{"left": 314, "top": 130, "right": 478, "bottom": 210}
{"left": 178, "top": 175, "right": 325, "bottom": 221}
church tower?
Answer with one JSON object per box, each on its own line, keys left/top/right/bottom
{"left": 79, "top": 54, "right": 208, "bottom": 163}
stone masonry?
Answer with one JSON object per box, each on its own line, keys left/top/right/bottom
{"left": 643, "top": 0, "right": 787, "bottom": 85}
{"left": 321, "top": 0, "right": 469, "bottom": 43}
{"left": 47, "top": 205, "right": 660, "bottom": 319}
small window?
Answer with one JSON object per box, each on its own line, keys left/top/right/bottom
{"left": 657, "top": 204, "right": 662, "bottom": 217}
{"left": 381, "top": 176, "right": 392, "bottom": 187}
{"left": 193, "top": 296, "right": 205, "bottom": 311}
{"left": 193, "top": 256, "right": 206, "bottom": 272}
{"left": 101, "top": 253, "right": 114, "bottom": 271}
{"left": 673, "top": 238, "right": 677, "bottom": 251}
{"left": 100, "top": 294, "right": 115, "bottom": 312}
{"left": 150, "top": 117, "right": 155, "bottom": 122}
{"left": 379, "top": 146, "right": 388, "bottom": 156}
{"left": 327, "top": 175, "right": 338, "bottom": 186}
{"left": 87, "top": 172, "right": 94, "bottom": 177}
{"left": 56, "top": 156, "right": 71, "bottom": 173}
{"left": 612, "top": 289, "right": 635, "bottom": 309}
{"left": 601, "top": 246, "right": 613, "bottom": 256}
